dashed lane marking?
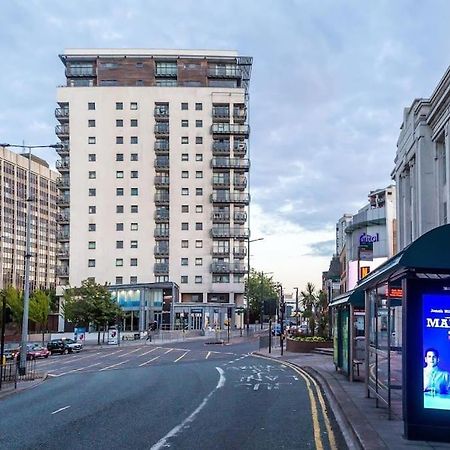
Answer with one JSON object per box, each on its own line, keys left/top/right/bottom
{"left": 57, "top": 362, "right": 101, "bottom": 376}
{"left": 205, "top": 352, "right": 211, "bottom": 360}
{"left": 118, "top": 347, "right": 143, "bottom": 357}
{"left": 174, "top": 351, "right": 189, "bottom": 363}
{"left": 139, "top": 356, "right": 160, "bottom": 367}
{"left": 51, "top": 405, "right": 71, "bottom": 415}
{"left": 164, "top": 348, "right": 174, "bottom": 354}
{"left": 99, "top": 360, "right": 129, "bottom": 371}
{"left": 138, "top": 347, "right": 159, "bottom": 357}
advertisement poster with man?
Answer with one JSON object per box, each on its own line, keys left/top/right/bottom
{"left": 422, "top": 294, "right": 450, "bottom": 410}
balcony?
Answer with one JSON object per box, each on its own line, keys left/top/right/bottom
{"left": 55, "top": 124, "right": 69, "bottom": 138}
{"left": 210, "top": 192, "right": 250, "bottom": 204}
{"left": 56, "top": 142, "right": 69, "bottom": 156}
{"left": 154, "top": 140, "right": 169, "bottom": 154}
{"left": 207, "top": 67, "right": 241, "bottom": 78}
{"left": 155, "top": 66, "right": 177, "bottom": 78}
{"left": 65, "top": 66, "right": 95, "bottom": 77}
{"left": 56, "top": 266, "right": 70, "bottom": 277}
{"left": 154, "top": 176, "right": 170, "bottom": 187}
{"left": 212, "top": 141, "right": 230, "bottom": 155}
{"left": 233, "top": 107, "right": 247, "bottom": 123}
{"left": 211, "top": 158, "right": 250, "bottom": 171}
{"left": 56, "top": 159, "right": 70, "bottom": 172}
{"left": 154, "top": 124, "right": 169, "bottom": 136}
{"left": 212, "top": 247, "right": 230, "bottom": 257}
{"left": 56, "top": 195, "right": 70, "bottom": 206}
{"left": 154, "top": 245, "right": 169, "bottom": 256}
{"left": 57, "top": 230, "right": 70, "bottom": 242}
{"left": 212, "top": 211, "right": 230, "bottom": 222}
{"left": 154, "top": 229, "right": 169, "bottom": 240}
{"left": 233, "top": 211, "right": 247, "bottom": 224}
{"left": 233, "top": 176, "right": 247, "bottom": 190}
{"left": 55, "top": 107, "right": 69, "bottom": 122}
{"left": 211, "top": 262, "right": 231, "bottom": 273}
{"left": 154, "top": 263, "right": 169, "bottom": 274}
{"left": 211, "top": 123, "right": 249, "bottom": 137}
{"left": 57, "top": 248, "right": 70, "bottom": 259}
{"left": 212, "top": 107, "right": 230, "bottom": 120}
{"left": 211, "top": 227, "right": 249, "bottom": 239}
{"left": 212, "top": 178, "right": 230, "bottom": 188}
{"left": 233, "top": 142, "right": 247, "bottom": 156}
{"left": 56, "top": 177, "right": 70, "bottom": 189}
{"left": 154, "top": 210, "right": 169, "bottom": 221}
{"left": 233, "top": 247, "right": 247, "bottom": 258}
{"left": 154, "top": 106, "right": 169, "bottom": 118}
{"left": 154, "top": 192, "right": 169, "bottom": 204}
{"left": 57, "top": 212, "right": 70, "bottom": 224}
{"left": 154, "top": 157, "right": 169, "bottom": 169}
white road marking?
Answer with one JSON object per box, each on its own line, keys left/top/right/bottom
{"left": 174, "top": 351, "right": 189, "bottom": 363}
{"left": 164, "top": 348, "right": 173, "bottom": 354}
{"left": 205, "top": 352, "right": 211, "bottom": 360}
{"left": 51, "top": 405, "right": 71, "bottom": 415}
{"left": 139, "top": 356, "right": 160, "bottom": 367}
{"left": 118, "top": 347, "right": 142, "bottom": 357}
{"left": 57, "top": 363, "right": 101, "bottom": 376}
{"left": 99, "top": 360, "right": 129, "bottom": 371}
{"left": 138, "top": 348, "right": 159, "bottom": 357}
{"left": 98, "top": 349, "right": 124, "bottom": 358}
{"left": 253, "top": 383, "right": 260, "bottom": 391}
{"left": 150, "top": 367, "right": 225, "bottom": 450}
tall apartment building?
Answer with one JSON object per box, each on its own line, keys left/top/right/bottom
{"left": 55, "top": 49, "right": 252, "bottom": 331}
{"left": 0, "top": 146, "right": 58, "bottom": 291}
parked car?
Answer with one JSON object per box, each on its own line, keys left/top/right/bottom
{"left": 26, "top": 344, "right": 50, "bottom": 359}
{"left": 47, "top": 339, "right": 71, "bottom": 355}
{"left": 62, "top": 338, "right": 83, "bottom": 353}
{"left": 3, "top": 343, "right": 20, "bottom": 360}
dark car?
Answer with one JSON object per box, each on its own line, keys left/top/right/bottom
{"left": 47, "top": 339, "right": 71, "bottom": 355}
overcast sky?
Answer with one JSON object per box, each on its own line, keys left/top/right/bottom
{"left": 1, "top": 0, "right": 449, "bottom": 293}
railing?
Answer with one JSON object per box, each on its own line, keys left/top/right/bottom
{"left": 212, "top": 178, "right": 230, "bottom": 188}
{"left": 154, "top": 210, "right": 169, "bottom": 221}
{"left": 57, "top": 231, "right": 70, "bottom": 240}
{"left": 154, "top": 176, "right": 170, "bottom": 186}
{"left": 56, "top": 196, "right": 70, "bottom": 205}
{"left": 154, "top": 124, "right": 170, "bottom": 135}
{"left": 56, "top": 266, "right": 69, "bottom": 276}
{"left": 55, "top": 108, "right": 69, "bottom": 120}
{"left": 233, "top": 211, "right": 247, "bottom": 223}
{"left": 212, "top": 247, "right": 230, "bottom": 256}
{"left": 154, "top": 141, "right": 169, "bottom": 153}
{"left": 207, "top": 67, "right": 241, "bottom": 78}
{"left": 154, "top": 246, "right": 169, "bottom": 256}
{"left": 154, "top": 263, "right": 169, "bottom": 274}
{"left": 56, "top": 160, "right": 70, "bottom": 170}
{"left": 211, "top": 123, "right": 249, "bottom": 136}
{"left": 56, "top": 177, "right": 70, "bottom": 188}
{"left": 212, "top": 107, "right": 230, "bottom": 118}
{"left": 154, "top": 157, "right": 169, "bottom": 168}
{"left": 154, "top": 193, "right": 170, "bottom": 203}
{"left": 211, "top": 263, "right": 247, "bottom": 273}
{"left": 233, "top": 247, "right": 247, "bottom": 257}
{"left": 57, "top": 213, "right": 70, "bottom": 223}
{"left": 55, "top": 125, "right": 69, "bottom": 136}
{"left": 212, "top": 211, "right": 230, "bottom": 221}
{"left": 233, "top": 176, "right": 247, "bottom": 189}
{"left": 211, "top": 158, "right": 250, "bottom": 170}
{"left": 155, "top": 67, "right": 177, "bottom": 77}
{"left": 212, "top": 141, "right": 230, "bottom": 154}
{"left": 154, "top": 106, "right": 169, "bottom": 117}
{"left": 233, "top": 107, "right": 247, "bottom": 121}
{"left": 210, "top": 193, "right": 250, "bottom": 204}
{"left": 56, "top": 143, "right": 70, "bottom": 155}
{"left": 211, "top": 227, "right": 249, "bottom": 238}
{"left": 57, "top": 248, "right": 70, "bottom": 258}
{"left": 154, "top": 229, "right": 169, "bottom": 238}
{"left": 1, "top": 359, "right": 37, "bottom": 386}
{"left": 233, "top": 142, "right": 247, "bottom": 155}
{"left": 66, "top": 66, "right": 96, "bottom": 77}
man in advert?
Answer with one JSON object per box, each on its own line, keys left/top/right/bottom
{"left": 423, "top": 348, "right": 450, "bottom": 395}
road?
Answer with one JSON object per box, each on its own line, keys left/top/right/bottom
{"left": 0, "top": 338, "right": 343, "bottom": 449}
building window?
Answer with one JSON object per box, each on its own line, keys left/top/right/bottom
{"left": 88, "top": 259, "right": 96, "bottom": 267}
{"left": 116, "top": 188, "right": 124, "bottom": 196}
{"left": 130, "top": 136, "right": 138, "bottom": 144}
{"left": 116, "top": 136, "right": 124, "bottom": 144}
{"left": 196, "top": 136, "right": 203, "bottom": 144}
{"left": 88, "top": 241, "right": 96, "bottom": 249}
{"left": 181, "top": 188, "right": 189, "bottom": 196}
{"left": 181, "top": 276, "right": 188, "bottom": 284}
{"left": 88, "top": 102, "right": 95, "bottom": 110}
{"left": 116, "top": 102, "right": 123, "bottom": 110}
{"left": 131, "top": 223, "right": 138, "bottom": 231}
{"left": 195, "top": 276, "right": 202, "bottom": 284}
{"left": 88, "top": 153, "right": 96, "bottom": 162}
{"left": 130, "top": 240, "right": 138, "bottom": 249}
{"left": 195, "top": 171, "right": 203, "bottom": 179}
{"left": 195, "top": 240, "right": 203, "bottom": 248}
{"left": 195, "top": 103, "right": 202, "bottom": 111}
{"left": 130, "top": 102, "right": 138, "bottom": 110}
{"left": 195, "top": 258, "right": 203, "bottom": 266}
{"left": 136, "top": 62, "right": 144, "bottom": 68}
{"left": 195, "top": 222, "right": 203, "bottom": 230}
{"left": 182, "top": 205, "right": 189, "bottom": 213}
{"left": 131, "top": 171, "right": 138, "bottom": 178}
{"left": 195, "top": 120, "right": 203, "bottom": 128}
{"left": 115, "top": 276, "right": 123, "bottom": 285}
{"left": 213, "top": 274, "right": 229, "bottom": 283}
{"left": 88, "top": 137, "right": 96, "bottom": 144}
{"left": 181, "top": 136, "right": 189, "bottom": 144}
{"left": 116, "top": 205, "right": 124, "bottom": 213}
{"left": 181, "top": 240, "right": 189, "bottom": 248}
{"left": 181, "top": 171, "right": 189, "bottom": 178}
{"left": 195, "top": 154, "right": 203, "bottom": 161}
{"left": 88, "top": 119, "right": 96, "bottom": 127}
{"left": 196, "top": 205, "right": 203, "bottom": 213}
{"left": 116, "top": 240, "right": 123, "bottom": 249}
{"left": 89, "top": 223, "right": 96, "bottom": 231}
{"left": 181, "top": 154, "right": 189, "bottom": 161}
{"left": 131, "top": 188, "right": 138, "bottom": 196}
{"left": 89, "top": 188, "right": 96, "bottom": 196}
{"left": 88, "top": 171, "right": 96, "bottom": 179}
{"left": 116, "top": 153, "right": 124, "bottom": 161}
{"left": 116, "top": 223, "right": 124, "bottom": 231}
{"left": 130, "top": 276, "right": 138, "bottom": 284}
{"left": 181, "top": 258, "right": 188, "bottom": 266}
{"left": 116, "top": 171, "right": 124, "bottom": 178}
{"left": 116, "top": 259, "right": 123, "bottom": 267}
{"left": 181, "top": 103, "right": 188, "bottom": 110}
{"left": 116, "top": 119, "right": 123, "bottom": 127}
{"left": 130, "top": 258, "right": 138, "bottom": 267}
{"left": 181, "top": 223, "right": 189, "bottom": 230}
{"left": 181, "top": 120, "right": 189, "bottom": 127}
{"left": 131, "top": 153, "right": 138, "bottom": 161}
{"left": 89, "top": 206, "right": 96, "bottom": 214}
{"left": 131, "top": 205, "right": 138, "bottom": 213}
{"left": 130, "top": 119, "right": 138, "bottom": 127}
{"left": 196, "top": 188, "right": 203, "bottom": 196}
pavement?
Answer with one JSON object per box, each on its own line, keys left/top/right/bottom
{"left": 255, "top": 346, "right": 450, "bottom": 450}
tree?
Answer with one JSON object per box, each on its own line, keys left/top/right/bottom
{"left": 245, "top": 270, "right": 278, "bottom": 322}
{"left": 4, "top": 286, "right": 23, "bottom": 327}
{"left": 315, "top": 290, "right": 330, "bottom": 338}
{"left": 29, "top": 290, "right": 51, "bottom": 346}
{"left": 300, "top": 282, "right": 317, "bottom": 336}
{"left": 63, "top": 279, "right": 123, "bottom": 345}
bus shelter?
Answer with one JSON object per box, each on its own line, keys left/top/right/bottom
{"left": 354, "top": 224, "right": 450, "bottom": 442}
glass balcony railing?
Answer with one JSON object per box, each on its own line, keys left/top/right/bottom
{"left": 65, "top": 66, "right": 95, "bottom": 77}
{"left": 233, "top": 247, "right": 247, "bottom": 258}
{"left": 154, "top": 193, "right": 170, "bottom": 203}
{"left": 55, "top": 108, "right": 69, "bottom": 121}
{"left": 211, "top": 227, "right": 249, "bottom": 238}
{"left": 154, "top": 245, "right": 169, "bottom": 255}
{"left": 154, "top": 157, "right": 169, "bottom": 169}
{"left": 56, "top": 160, "right": 70, "bottom": 170}
{"left": 211, "top": 123, "right": 249, "bottom": 136}
{"left": 57, "top": 230, "right": 70, "bottom": 241}
{"left": 210, "top": 193, "right": 250, "bottom": 204}
{"left": 55, "top": 124, "right": 69, "bottom": 137}
{"left": 211, "top": 158, "right": 250, "bottom": 170}
{"left": 56, "top": 195, "right": 70, "bottom": 206}
{"left": 154, "top": 229, "right": 169, "bottom": 238}
{"left": 56, "top": 177, "right": 70, "bottom": 188}
{"left": 207, "top": 67, "right": 241, "bottom": 78}
{"left": 154, "top": 263, "right": 169, "bottom": 274}
{"left": 154, "top": 210, "right": 169, "bottom": 221}
{"left": 233, "top": 211, "right": 247, "bottom": 223}
{"left": 56, "top": 266, "right": 69, "bottom": 276}
{"left": 212, "top": 211, "right": 230, "bottom": 221}
{"left": 212, "top": 247, "right": 230, "bottom": 256}
{"left": 154, "top": 124, "right": 170, "bottom": 135}
{"left": 154, "top": 176, "right": 170, "bottom": 186}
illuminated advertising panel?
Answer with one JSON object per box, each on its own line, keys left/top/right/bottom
{"left": 422, "top": 293, "right": 450, "bottom": 410}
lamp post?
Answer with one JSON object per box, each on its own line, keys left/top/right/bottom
{"left": 294, "top": 287, "right": 299, "bottom": 327}
{"left": 259, "top": 271, "right": 273, "bottom": 329}
{"left": 246, "top": 237, "right": 264, "bottom": 336}
{"left": 278, "top": 283, "right": 285, "bottom": 356}
{"left": 1, "top": 142, "right": 61, "bottom": 375}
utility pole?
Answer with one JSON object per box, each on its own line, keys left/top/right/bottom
{"left": 279, "top": 284, "right": 285, "bottom": 356}
{"left": 294, "top": 287, "right": 299, "bottom": 327}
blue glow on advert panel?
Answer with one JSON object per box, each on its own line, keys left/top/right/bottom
{"left": 423, "top": 294, "right": 450, "bottom": 410}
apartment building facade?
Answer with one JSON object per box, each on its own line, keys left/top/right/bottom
{"left": 55, "top": 49, "right": 252, "bottom": 331}
{"left": 0, "top": 146, "right": 58, "bottom": 291}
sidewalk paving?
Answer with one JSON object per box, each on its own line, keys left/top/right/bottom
{"left": 255, "top": 347, "right": 450, "bottom": 450}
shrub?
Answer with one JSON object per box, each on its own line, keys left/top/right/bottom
{"left": 289, "top": 336, "right": 329, "bottom": 343}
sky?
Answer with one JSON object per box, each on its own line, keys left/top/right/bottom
{"left": 1, "top": 0, "right": 450, "bottom": 294}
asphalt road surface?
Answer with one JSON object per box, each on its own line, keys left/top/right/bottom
{"left": 0, "top": 339, "right": 343, "bottom": 449}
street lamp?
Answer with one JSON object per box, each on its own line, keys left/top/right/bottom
{"left": 246, "top": 237, "right": 264, "bottom": 336}
{"left": 294, "top": 287, "right": 299, "bottom": 327}
{"left": 259, "top": 271, "right": 273, "bottom": 329}
{"left": 1, "top": 142, "right": 61, "bottom": 375}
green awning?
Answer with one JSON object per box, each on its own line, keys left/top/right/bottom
{"left": 329, "top": 289, "right": 364, "bottom": 308}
